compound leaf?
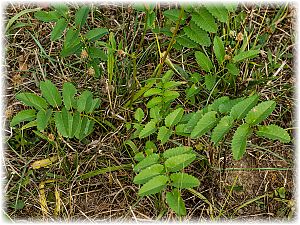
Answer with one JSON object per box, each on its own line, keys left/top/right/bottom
{"left": 144, "top": 88, "right": 162, "bottom": 97}
{"left": 245, "top": 101, "right": 276, "bottom": 125}
{"left": 184, "top": 110, "right": 204, "bottom": 133}
{"left": 231, "top": 124, "right": 252, "bottom": 160}
{"left": 256, "top": 124, "right": 291, "bottom": 143}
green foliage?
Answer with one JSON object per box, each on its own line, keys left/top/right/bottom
{"left": 233, "top": 49, "right": 260, "bottom": 62}
{"left": 205, "top": 5, "right": 229, "bottom": 23}
{"left": 213, "top": 36, "right": 225, "bottom": 64}
{"left": 191, "top": 111, "right": 218, "bottom": 138}
{"left": 230, "top": 94, "right": 259, "bottom": 120}
{"left": 11, "top": 80, "right": 100, "bottom": 141}
{"left": 157, "top": 126, "right": 172, "bottom": 144}
{"left": 166, "top": 189, "right": 186, "bottom": 216}
{"left": 134, "top": 108, "right": 145, "bottom": 122}
{"left": 133, "top": 145, "right": 199, "bottom": 216}
{"left": 191, "top": 8, "right": 218, "bottom": 33}
{"left": 211, "top": 115, "right": 234, "bottom": 145}
{"left": 139, "top": 120, "right": 157, "bottom": 139}
{"left": 165, "top": 108, "right": 184, "bottom": 127}
{"left": 256, "top": 125, "right": 291, "bottom": 143}
{"left": 195, "top": 51, "right": 213, "bottom": 72}
{"left": 231, "top": 124, "right": 252, "bottom": 160}
{"left": 184, "top": 21, "right": 211, "bottom": 47}
{"left": 245, "top": 101, "right": 276, "bottom": 125}
{"left": 51, "top": 18, "right": 68, "bottom": 41}
{"left": 10, "top": 109, "right": 36, "bottom": 127}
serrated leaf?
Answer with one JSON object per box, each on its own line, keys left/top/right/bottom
{"left": 165, "top": 108, "right": 184, "bottom": 127}
{"left": 232, "top": 124, "right": 252, "bottom": 160}
{"left": 205, "top": 74, "right": 216, "bottom": 91}
{"left": 85, "top": 28, "right": 108, "bottom": 41}
{"left": 139, "top": 120, "right": 157, "bottom": 138}
{"left": 75, "top": 116, "right": 94, "bottom": 140}
{"left": 77, "top": 90, "right": 93, "bottom": 113}
{"left": 233, "top": 49, "right": 260, "bottom": 62}
{"left": 37, "top": 109, "right": 52, "bottom": 131}
{"left": 138, "top": 175, "right": 168, "bottom": 197}
{"left": 162, "top": 70, "right": 174, "bottom": 83}
{"left": 10, "top": 109, "right": 36, "bottom": 127}
{"left": 211, "top": 115, "right": 234, "bottom": 145}
{"left": 145, "top": 140, "right": 158, "bottom": 153}
{"left": 175, "top": 124, "right": 190, "bottom": 136}
{"left": 225, "top": 3, "right": 238, "bottom": 12}
{"left": 163, "top": 81, "right": 183, "bottom": 89}
{"left": 165, "top": 153, "right": 196, "bottom": 172}
{"left": 74, "top": 6, "right": 89, "bottom": 29}
{"left": 213, "top": 36, "right": 225, "bottom": 64}
{"left": 184, "top": 21, "right": 211, "bottom": 47}
{"left": 219, "top": 97, "right": 245, "bottom": 114}
{"left": 133, "top": 153, "right": 160, "bottom": 172}
{"left": 226, "top": 63, "right": 239, "bottom": 76}
{"left": 166, "top": 190, "right": 186, "bottom": 216}
{"left": 61, "top": 107, "right": 70, "bottom": 137}
{"left": 191, "top": 111, "right": 218, "bottom": 138}
{"left": 134, "top": 108, "right": 144, "bottom": 122}
{"left": 87, "top": 98, "right": 101, "bottom": 113}
{"left": 192, "top": 8, "right": 218, "bottom": 33}
{"left": 184, "top": 110, "right": 204, "bottom": 133}
{"left": 245, "top": 101, "right": 276, "bottom": 125}
{"left": 87, "top": 47, "right": 108, "bottom": 60}
{"left": 176, "top": 34, "right": 198, "bottom": 48}
{"left": 230, "top": 94, "right": 259, "bottom": 120}
{"left": 205, "top": 5, "right": 228, "bottom": 23}
{"left": 195, "top": 51, "right": 213, "bottom": 72}
{"left": 51, "top": 18, "right": 68, "bottom": 41}
{"left": 133, "top": 164, "right": 164, "bottom": 184}
{"left": 54, "top": 111, "right": 67, "bottom": 137}
{"left": 134, "top": 152, "right": 145, "bottom": 162}
{"left": 170, "top": 172, "right": 200, "bottom": 189}
{"left": 256, "top": 124, "right": 291, "bottom": 143}
{"left": 163, "top": 9, "right": 186, "bottom": 22}
{"left": 150, "top": 106, "right": 162, "bottom": 122}
{"left": 157, "top": 126, "right": 172, "bottom": 144}
{"left": 40, "top": 80, "right": 62, "bottom": 108}
{"left": 62, "top": 82, "right": 77, "bottom": 110}
{"left": 146, "top": 96, "right": 163, "bottom": 108}
{"left": 163, "top": 146, "right": 194, "bottom": 159}
{"left": 71, "top": 111, "right": 80, "bottom": 138}
{"left": 144, "top": 88, "right": 162, "bottom": 97}
{"left": 163, "top": 90, "right": 180, "bottom": 103}
{"left": 208, "top": 96, "right": 230, "bottom": 112}
{"left": 16, "top": 93, "right": 48, "bottom": 111}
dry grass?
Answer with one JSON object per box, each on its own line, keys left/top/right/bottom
{"left": 3, "top": 3, "right": 295, "bottom": 222}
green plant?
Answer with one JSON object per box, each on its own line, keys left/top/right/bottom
{"left": 133, "top": 144, "right": 199, "bottom": 216}
{"left": 34, "top": 4, "right": 109, "bottom": 77}
{"left": 10, "top": 80, "right": 100, "bottom": 140}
